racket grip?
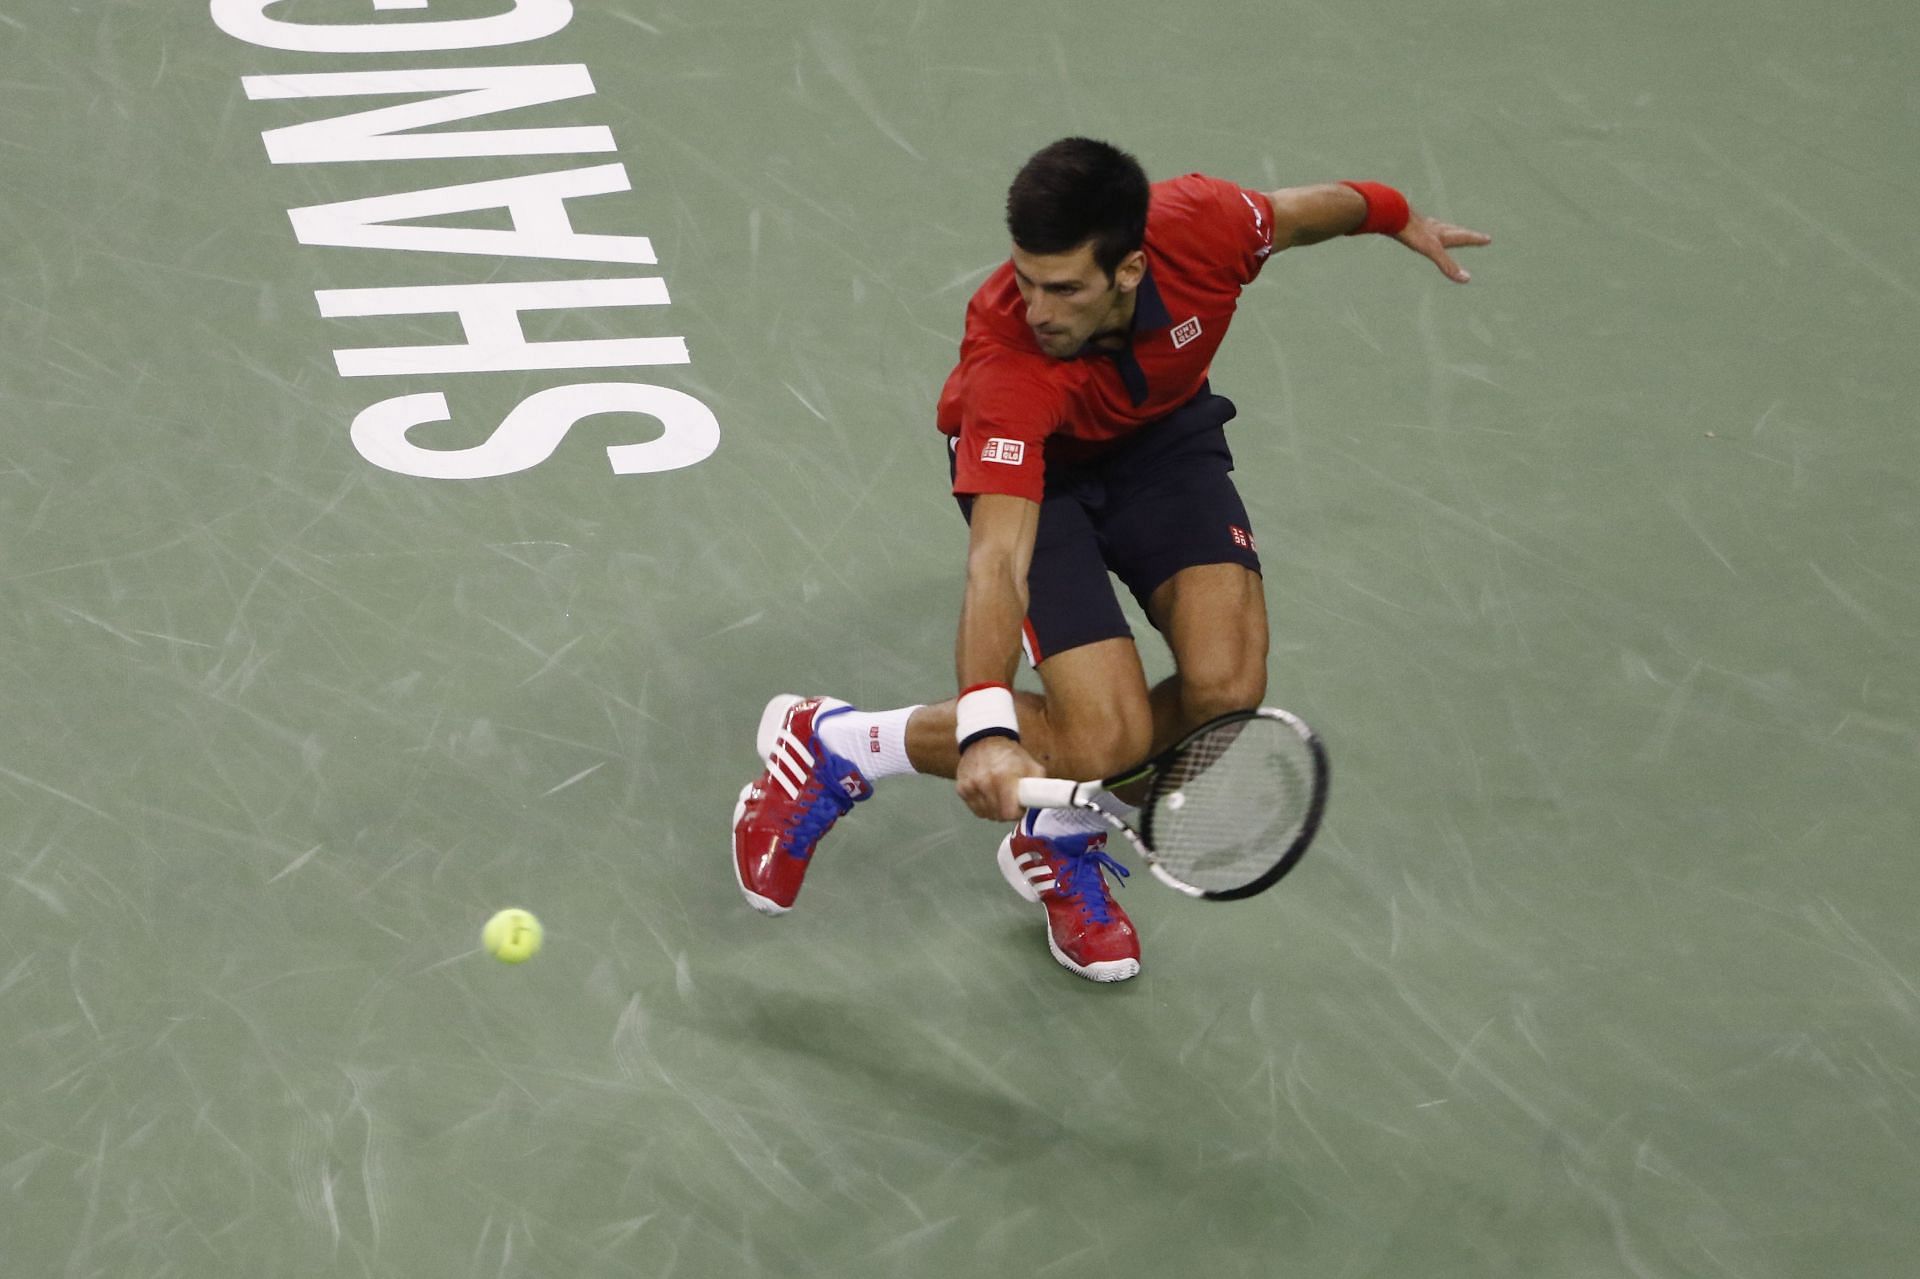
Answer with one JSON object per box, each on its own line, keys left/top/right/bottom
{"left": 1016, "top": 777, "right": 1083, "bottom": 810}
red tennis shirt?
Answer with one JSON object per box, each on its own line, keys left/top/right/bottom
{"left": 938, "top": 172, "right": 1276, "bottom": 501}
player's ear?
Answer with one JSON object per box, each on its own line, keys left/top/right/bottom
{"left": 1113, "top": 250, "right": 1146, "bottom": 293}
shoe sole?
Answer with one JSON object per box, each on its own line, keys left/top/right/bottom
{"left": 996, "top": 834, "right": 1140, "bottom": 983}
{"left": 731, "top": 781, "right": 789, "bottom": 916}
{"left": 736, "top": 695, "right": 802, "bottom": 915}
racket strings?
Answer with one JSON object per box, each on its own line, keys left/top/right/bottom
{"left": 1145, "top": 717, "right": 1319, "bottom": 894}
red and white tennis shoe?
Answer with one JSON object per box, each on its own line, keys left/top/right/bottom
{"left": 732, "top": 695, "right": 872, "bottom": 915}
{"left": 997, "top": 816, "right": 1140, "bottom": 982}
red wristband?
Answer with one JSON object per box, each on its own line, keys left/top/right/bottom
{"left": 958, "top": 682, "right": 1011, "bottom": 698}
{"left": 1341, "top": 181, "right": 1410, "bottom": 237}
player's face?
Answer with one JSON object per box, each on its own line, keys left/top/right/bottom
{"left": 1010, "top": 242, "right": 1140, "bottom": 359}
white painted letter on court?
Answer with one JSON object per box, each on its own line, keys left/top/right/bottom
{"left": 244, "top": 65, "right": 612, "bottom": 165}
{"left": 317, "top": 279, "right": 689, "bottom": 377}
{"left": 289, "top": 165, "right": 654, "bottom": 264}
{"left": 350, "top": 385, "right": 720, "bottom": 479}
{"left": 211, "top": 0, "right": 573, "bottom": 54}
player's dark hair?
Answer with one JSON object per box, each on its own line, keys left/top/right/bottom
{"left": 1005, "top": 137, "right": 1149, "bottom": 280}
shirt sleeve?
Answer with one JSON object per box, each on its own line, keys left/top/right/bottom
{"left": 948, "top": 351, "right": 1060, "bottom": 503}
{"left": 1170, "top": 173, "right": 1276, "bottom": 286}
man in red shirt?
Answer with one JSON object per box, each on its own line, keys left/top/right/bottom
{"left": 733, "top": 138, "right": 1489, "bottom": 982}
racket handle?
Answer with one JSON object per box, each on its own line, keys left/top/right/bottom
{"left": 1016, "top": 777, "right": 1083, "bottom": 810}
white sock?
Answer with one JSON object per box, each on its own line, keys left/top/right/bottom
{"left": 817, "top": 705, "right": 922, "bottom": 782}
{"left": 1029, "top": 806, "right": 1110, "bottom": 839}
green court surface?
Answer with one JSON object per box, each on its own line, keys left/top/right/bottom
{"left": 3, "top": 2, "right": 1916, "bottom": 1276}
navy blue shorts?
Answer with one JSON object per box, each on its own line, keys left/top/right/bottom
{"left": 952, "top": 388, "right": 1261, "bottom": 664}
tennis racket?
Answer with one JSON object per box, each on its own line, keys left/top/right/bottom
{"left": 1016, "top": 706, "right": 1328, "bottom": 901}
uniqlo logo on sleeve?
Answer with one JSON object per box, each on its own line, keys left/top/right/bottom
{"left": 1171, "top": 316, "right": 1203, "bottom": 348}
{"left": 1230, "top": 525, "right": 1257, "bottom": 551}
{"left": 981, "top": 438, "right": 1026, "bottom": 465}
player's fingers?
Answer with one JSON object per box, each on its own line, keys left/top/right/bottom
{"left": 965, "top": 796, "right": 1018, "bottom": 822}
{"left": 1439, "top": 224, "right": 1493, "bottom": 248}
{"left": 1429, "top": 245, "right": 1470, "bottom": 283}
{"left": 957, "top": 775, "right": 1025, "bottom": 822}
{"left": 961, "top": 789, "right": 1006, "bottom": 821}
{"left": 990, "top": 775, "right": 1029, "bottom": 823}
{"left": 955, "top": 776, "right": 991, "bottom": 819}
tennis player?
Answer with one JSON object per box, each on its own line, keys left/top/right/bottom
{"left": 733, "top": 138, "right": 1489, "bottom": 982}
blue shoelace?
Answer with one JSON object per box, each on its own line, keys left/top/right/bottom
{"left": 1055, "top": 837, "right": 1130, "bottom": 924}
{"left": 780, "top": 739, "right": 865, "bottom": 860}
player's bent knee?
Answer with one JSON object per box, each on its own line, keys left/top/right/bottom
{"left": 1050, "top": 704, "right": 1153, "bottom": 780}
{"left": 1182, "top": 664, "right": 1267, "bottom": 724}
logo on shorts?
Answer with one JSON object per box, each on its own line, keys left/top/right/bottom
{"left": 1230, "top": 525, "right": 1257, "bottom": 552}
{"left": 1171, "top": 316, "right": 1204, "bottom": 349}
{"left": 981, "top": 438, "right": 1026, "bottom": 465}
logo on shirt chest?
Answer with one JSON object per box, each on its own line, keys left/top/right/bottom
{"left": 1170, "top": 316, "right": 1204, "bottom": 349}
{"left": 981, "top": 437, "right": 1026, "bottom": 466}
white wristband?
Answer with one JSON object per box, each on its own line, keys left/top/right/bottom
{"left": 955, "top": 684, "right": 1020, "bottom": 753}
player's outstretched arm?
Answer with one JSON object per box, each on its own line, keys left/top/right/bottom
{"left": 953, "top": 493, "right": 1045, "bottom": 822}
{"left": 1265, "top": 182, "right": 1491, "bottom": 283}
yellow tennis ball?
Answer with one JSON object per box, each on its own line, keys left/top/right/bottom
{"left": 482, "top": 908, "right": 543, "bottom": 963}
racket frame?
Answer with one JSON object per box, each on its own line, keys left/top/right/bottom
{"left": 1016, "top": 706, "right": 1329, "bottom": 901}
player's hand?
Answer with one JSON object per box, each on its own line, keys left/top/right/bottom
{"left": 955, "top": 736, "right": 1044, "bottom": 822}
{"left": 1396, "top": 211, "right": 1492, "bottom": 283}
